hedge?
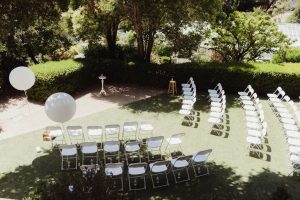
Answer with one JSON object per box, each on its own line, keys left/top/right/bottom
{"left": 27, "top": 59, "right": 85, "bottom": 101}
{"left": 27, "top": 59, "right": 300, "bottom": 101}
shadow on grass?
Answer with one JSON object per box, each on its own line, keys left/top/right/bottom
{"left": 122, "top": 93, "right": 241, "bottom": 114}
{"left": 1, "top": 152, "right": 300, "bottom": 200}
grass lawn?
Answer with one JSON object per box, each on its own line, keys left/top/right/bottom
{"left": 0, "top": 94, "right": 300, "bottom": 199}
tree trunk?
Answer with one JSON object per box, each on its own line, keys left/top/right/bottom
{"left": 26, "top": 45, "right": 39, "bottom": 64}
{"left": 105, "top": 17, "right": 120, "bottom": 58}
{"left": 145, "top": 29, "right": 155, "bottom": 62}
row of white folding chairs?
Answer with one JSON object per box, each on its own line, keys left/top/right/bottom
{"left": 238, "top": 85, "right": 267, "bottom": 156}
{"left": 104, "top": 149, "right": 212, "bottom": 191}
{"left": 59, "top": 133, "right": 186, "bottom": 169}
{"left": 208, "top": 83, "right": 226, "bottom": 128}
{"left": 268, "top": 87, "right": 300, "bottom": 174}
{"left": 46, "top": 121, "right": 154, "bottom": 147}
{"left": 179, "top": 77, "right": 196, "bottom": 124}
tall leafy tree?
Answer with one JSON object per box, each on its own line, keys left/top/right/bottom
{"left": 208, "top": 9, "right": 291, "bottom": 62}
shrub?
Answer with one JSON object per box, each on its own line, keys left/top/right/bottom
{"left": 285, "top": 48, "right": 300, "bottom": 63}
{"left": 271, "top": 53, "right": 284, "bottom": 64}
{"left": 27, "top": 59, "right": 85, "bottom": 101}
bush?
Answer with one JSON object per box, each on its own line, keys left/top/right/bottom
{"left": 271, "top": 53, "right": 284, "bottom": 64}
{"left": 285, "top": 48, "right": 300, "bottom": 63}
{"left": 27, "top": 59, "right": 85, "bottom": 101}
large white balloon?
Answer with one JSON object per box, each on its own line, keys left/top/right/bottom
{"left": 9, "top": 66, "right": 35, "bottom": 91}
{"left": 45, "top": 92, "right": 76, "bottom": 123}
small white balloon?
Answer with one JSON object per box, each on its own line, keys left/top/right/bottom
{"left": 9, "top": 66, "right": 35, "bottom": 91}
{"left": 45, "top": 92, "right": 76, "bottom": 123}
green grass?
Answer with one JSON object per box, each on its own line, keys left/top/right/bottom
{"left": 30, "top": 59, "right": 82, "bottom": 75}
{"left": 0, "top": 94, "right": 300, "bottom": 199}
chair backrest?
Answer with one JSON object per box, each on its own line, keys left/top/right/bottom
{"left": 169, "top": 133, "right": 185, "bottom": 143}
{"left": 80, "top": 142, "right": 97, "bottom": 153}
{"left": 67, "top": 126, "right": 83, "bottom": 136}
{"left": 59, "top": 144, "right": 77, "bottom": 156}
{"left": 248, "top": 88, "right": 255, "bottom": 96}
{"left": 46, "top": 126, "right": 63, "bottom": 137}
{"left": 193, "top": 149, "right": 212, "bottom": 162}
{"left": 146, "top": 136, "right": 164, "bottom": 148}
{"left": 252, "top": 93, "right": 258, "bottom": 99}
{"left": 279, "top": 90, "right": 286, "bottom": 99}
{"left": 105, "top": 124, "right": 120, "bottom": 140}
{"left": 125, "top": 140, "right": 141, "bottom": 150}
{"left": 87, "top": 126, "right": 103, "bottom": 136}
{"left": 123, "top": 121, "right": 138, "bottom": 132}
{"left": 140, "top": 121, "right": 154, "bottom": 132}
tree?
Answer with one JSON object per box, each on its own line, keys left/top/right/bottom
{"left": 208, "top": 9, "right": 291, "bottom": 63}
{"left": 0, "top": 0, "right": 70, "bottom": 64}
{"left": 69, "top": 0, "right": 123, "bottom": 58}
{"left": 123, "top": 0, "right": 223, "bottom": 62}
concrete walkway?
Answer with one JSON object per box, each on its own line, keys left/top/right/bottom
{"left": 0, "top": 84, "right": 164, "bottom": 141}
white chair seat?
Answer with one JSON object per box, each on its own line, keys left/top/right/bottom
{"left": 183, "top": 91, "right": 194, "bottom": 96}
{"left": 208, "top": 117, "right": 221, "bottom": 124}
{"left": 238, "top": 91, "right": 248, "bottom": 96}
{"left": 61, "top": 145, "right": 77, "bottom": 156}
{"left": 289, "top": 146, "right": 300, "bottom": 155}
{"left": 125, "top": 144, "right": 140, "bottom": 152}
{"left": 149, "top": 163, "right": 168, "bottom": 173}
{"left": 242, "top": 100, "right": 254, "bottom": 106}
{"left": 279, "top": 112, "right": 293, "bottom": 119}
{"left": 246, "top": 116, "right": 260, "bottom": 123}
{"left": 209, "top": 93, "right": 220, "bottom": 98}
{"left": 244, "top": 105, "right": 256, "bottom": 111}
{"left": 104, "top": 144, "right": 120, "bottom": 152}
{"left": 240, "top": 96, "right": 251, "bottom": 100}
{"left": 179, "top": 109, "right": 191, "bottom": 115}
{"left": 106, "top": 128, "right": 119, "bottom": 134}
{"left": 182, "top": 87, "right": 192, "bottom": 92}
{"left": 248, "top": 129, "right": 262, "bottom": 137}
{"left": 49, "top": 129, "right": 63, "bottom": 137}
{"left": 286, "top": 131, "right": 300, "bottom": 138}
{"left": 171, "top": 159, "right": 189, "bottom": 168}
{"left": 267, "top": 93, "right": 278, "bottom": 98}
{"left": 81, "top": 142, "right": 98, "bottom": 154}
{"left": 273, "top": 102, "right": 285, "bottom": 108}
{"left": 128, "top": 167, "right": 146, "bottom": 175}
{"left": 288, "top": 138, "right": 300, "bottom": 146}
{"left": 211, "top": 106, "right": 222, "bottom": 112}
{"left": 281, "top": 118, "right": 296, "bottom": 125}
{"left": 147, "top": 140, "right": 161, "bottom": 148}
{"left": 210, "top": 97, "right": 222, "bottom": 102}
{"left": 211, "top": 102, "right": 222, "bottom": 107}
{"left": 105, "top": 167, "right": 123, "bottom": 176}
{"left": 182, "top": 99, "right": 195, "bottom": 105}
{"left": 283, "top": 124, "right": 298, "bottom": 131}
{"left": 290, "top": 154, "right": 300, "bottom": 164}
{"left": 270, "top": 97, "right": 281, "bottom": 103}
{"left": 208, "top": 89, "right": 218, "bottom": 94}
{"left": 181, "top": 83, "right": 191, "bottom": 88}
{"left": 247, "top": 136, "right": 262, "bottom": 145}
{"left": 181, "top": 104, "right": 193, "bottom": 110}
{"left": 210, "top": 111, "right": 223, "bottom": 118}
{"left": 192, "top": 154, "right": 208, "bottom": 163}
{"left": 183, "top": 95, "right": 194, "bottom": 100}
{"left": 246, "top": 122, "right": 261, "bottom": 130}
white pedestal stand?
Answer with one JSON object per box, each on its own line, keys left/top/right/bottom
{"left": 99, "top": 74, "right": 107, "bottom": 96}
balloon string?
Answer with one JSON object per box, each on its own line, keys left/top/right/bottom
{"left": 24, "top": 90, "right": 30, "bottom": 113}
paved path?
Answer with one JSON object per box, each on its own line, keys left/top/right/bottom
{"left": 0, "top": 84, "right": 164, "bottom": 141}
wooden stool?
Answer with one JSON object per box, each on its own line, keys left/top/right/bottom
{"left": 168, "top": 78, "right": 177, "bottom": 96}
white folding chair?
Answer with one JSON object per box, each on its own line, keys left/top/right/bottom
{"left": 208, "top": 83, "right": 222, "bottom": 94}
{"left": 181, "top": 77, "right": 194, "bottom": 88}
{"left": 128, "top": 163, "right": 148, "bottom": 191}
{"left": 139, "top": 121, "right": 154, "bottom": 140}
{"left": 238, "top": 85, "right": 252, "bottom": 96}
{"left": 191, "top": 149, "right": 212, "bottom": 177}
{"left": 59, "top": 144, "right": 78, "bottom": 170}
{"left": 105, "top": 163, "right": 124, "bottom": 192}
{"left": 123, "top": 121, "right": 138, "bottom": 141}
{"left": 149, "top": 160, "right": 170, "bottom": 188}
{"left": 165, "top": 133, "right": 185, "bottom": 154}
{"left": 103, "top": 141, "right": 120, "bottom": 164}
{"left": 105, "top": 124, "right": 120, "bottom": 141}
{"left": 46, "top": 126, "right": 65, "bottom": 147}
{"left": 124, "top": 140, "right": 141, "bottom": 164}
{"left": 146, "top": 136, "right": 164, "bottom": 162}
{"left": 171, "top": 155, "right": 191, "bottom": 183}
{"left": 239, "top": 88, "right": 255, "bottom": 101}
{"left": 267, "top": 87, "right": 282, "bottom": 99}
{"left": 80, "top": 142, "right": 98, "bottom": 165}
{"left": 67, "top": 126, "right": 85, "bottom": 144}
{"left": 248, "top": 121, "right": 267, "bottom": 137}
{"left": 247, "top": 136, "right": 264, "bottom": 157}
{"left": 87, "top": 126, "right": 103, "bottom": 146}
